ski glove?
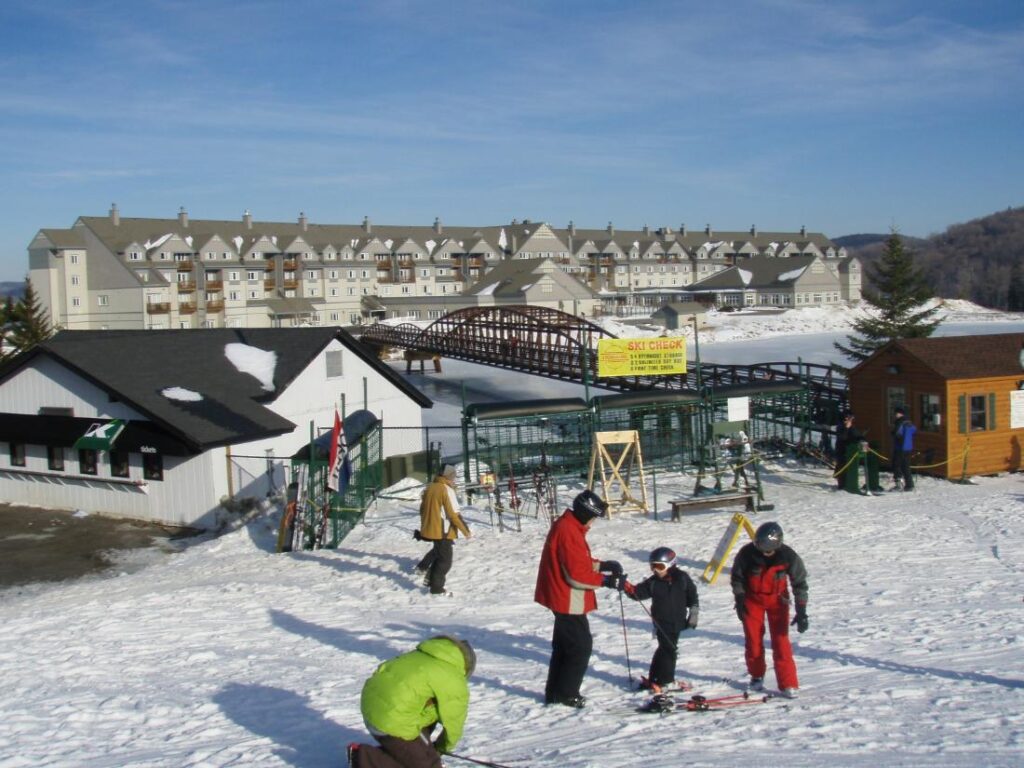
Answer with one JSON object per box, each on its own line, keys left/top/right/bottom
{"left": 686, "top": 606, "right": 699, "bottom": 630}
{"left": 791, "top": 607, "right": 809, "bottom": 633}
{"left": 734, "top": 597, "right": 746, "bottom": 620}
{"left": 602, "top": 573, "right": 627, "bottom": 590}
{"left": 599, "top": 560, "right": 623, "bottom": 576}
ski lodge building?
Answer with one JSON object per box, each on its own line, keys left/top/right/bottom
{"left": 848, "top": 333, "right": 1024, "bottom": 478}
{"left": 0, "top": 328, "right": 430, "bottom": 528}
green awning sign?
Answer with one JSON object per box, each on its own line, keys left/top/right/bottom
{"left": 74, "top": 419, "right": 125, "bottom": 451}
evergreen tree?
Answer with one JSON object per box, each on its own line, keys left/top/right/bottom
{"left": 834, "top": 230, "right": 940, "bottom": 366}
{"left": 1008, "top": 260, "right": 1024, "bottom": 312}
{"left": 3, "top": 278, "right": 54, "bottom": 360}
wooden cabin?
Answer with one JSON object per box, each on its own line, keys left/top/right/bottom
{"left": 847, "top": 333, "right": 1024, "bottom": 479}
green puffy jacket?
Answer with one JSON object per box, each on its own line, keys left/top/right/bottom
{"left": 360, "top": 637, "right": 470, "bottom": 753}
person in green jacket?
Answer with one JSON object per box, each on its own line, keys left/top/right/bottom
{"left": 349, "top": 635, "right": 475, "bottom": 768}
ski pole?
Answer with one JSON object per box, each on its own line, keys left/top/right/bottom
{"left": 618, "top": 589, "right": 634, "bottom": 685}
{"left": 633, "top": 593, "right": 679, "bottom": 652}
{"left": 446, "top": 752, "right": 520, "bottom": 768}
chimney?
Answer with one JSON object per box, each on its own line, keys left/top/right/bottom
{"left": 642, "top": 224, "right": 650, "bottom": 237}
{"left": 662, "top": 226, "right": 673, "bottom": 241}
{"left": 568, "top": 220, "right": 576, "bottom": 237}
{"left": 607, "top": 221, "right": 615, "bottom": 236}
{"left": 178, "top": 206, "right": 189, "bottom": 228}
{"left": 800, "top": 225, "right": 806, "bottom": 237}
{"left": 750, "top": 224, "right": 757, "bottom": 237}
{"left": 705, "top": 224, "right": 712, "bottom": 237}
{"left": 109, "top": 203, "right": 120, "bottom": 226}
{"left": 362, "top": 216, "right": 371, "bottom": 233}
{"left": 299, "top": 212, "right": 308, "bottom": 231}
{"left": 243, "top": 210, "right": 253, "bottom": 229}
{"left": 680, "top": 223, "right": 687, "bottom": 237}
{"left": 433, "top": 217, "right": 443, "bottom": 235}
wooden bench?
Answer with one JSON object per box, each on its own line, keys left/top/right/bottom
{"left": 669, "top": 491, "right": 756, "bottom": 521}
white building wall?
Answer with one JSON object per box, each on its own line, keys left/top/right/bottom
{"left": 1, "top": 357, "right": 144, "bottom": 419}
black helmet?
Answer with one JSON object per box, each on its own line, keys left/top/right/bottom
{"left": 649, "top": 546, "right": 676, "bottom": 567}
{"left": 571, "top": 489, "right": 608, "bottom": 523}
{"left": 754, "top": 522, "right": 784, "bottom": 554}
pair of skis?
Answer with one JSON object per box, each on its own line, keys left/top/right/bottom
{"left": 635, "top": 690, "right": 771, "bottom": 714}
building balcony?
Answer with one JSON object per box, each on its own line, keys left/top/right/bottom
{"left": 176, "top": 280, "right": 196, "bottom": 292}
{"left": 398, "top": 259, "right": 416, "bottom": 268}
{"left": 146, "top": 302, "right": 171, "bottom": 314}
{"left": 206, "top": 300, "right": 225, "bottom": 312}
{"left": 283, "top": 279, "right": 298, "bottom": 290}
{"left": 176, "top": 261, "right": 194, "bottom": 272}
{"left": 205, "top": 280, "right": 223, "bottom": 291}
{"left": 466, "top": 257, "right": 484, "bottom": 268}
{"left": 264, "top": 279, "right": 276, "bottom": 290}
{"left": 399, "top": 276, "right": 416, "bottom": 284}
{"left": 282, "top": 259, "right": 298, "bottom": 270}
{"left": 376, "top": 276, "right": 395, "bottom": 284}
{"left": 179, "top": 303, "right": 197, "bottom": 314}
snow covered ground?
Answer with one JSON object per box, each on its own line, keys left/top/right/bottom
{"left": 1, "top": 303, "right": 1022, "bottom": 767}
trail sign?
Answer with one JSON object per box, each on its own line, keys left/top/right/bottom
{"left": 74, "top": 419, "right": 125, "bottom": 451}
{"left": 596, "top": 337, "right": 686, "bottom": 378}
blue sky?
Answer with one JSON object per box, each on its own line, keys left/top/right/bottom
{"left": 1, "top": 0, "right": 1022, "bottom": 281}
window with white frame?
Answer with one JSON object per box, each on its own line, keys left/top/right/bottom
{"left": 70, "top": 253, "right": 80, "bottom": 264}
{"left": 97, "top": 295, "right": 109, "bottom": 306}
{"left": 247, "top": 271, "right": 259, "bottom": 281}
{"left": 72, "top": 297, "right": 80, "bottom": 307}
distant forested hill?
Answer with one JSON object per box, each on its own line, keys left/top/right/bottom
{"left": 836, "top": 206, "right": 1024, "bottom": 310}
{"left": 0, "top": 282, "right": 24, "bottom": 300}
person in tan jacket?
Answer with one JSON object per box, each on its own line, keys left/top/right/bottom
{"left": 415, "top": 464, "right": 471, "bottom": 596}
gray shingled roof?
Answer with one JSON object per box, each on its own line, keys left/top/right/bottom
{"left": 690, "top": 254, "right": 820, "bottom": 290}
{"left": 1, "top": 327, "right": 430, "bottom": 451}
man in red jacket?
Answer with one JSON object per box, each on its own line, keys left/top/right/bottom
{"left": 534, "top": 489, "right": 623, "bottom": 708}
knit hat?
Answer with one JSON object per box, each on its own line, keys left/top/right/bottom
{"left": 442, "top": 464, "right": 457, "bottom": 481}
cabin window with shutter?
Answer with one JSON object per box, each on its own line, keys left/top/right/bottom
{"left": 326, "top": 350, "right": 343, "bottom": 378}
{"left": 959, "top": 393, "right": 996, "bottom": 432}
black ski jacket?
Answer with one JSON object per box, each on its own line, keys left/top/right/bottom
{"left": 627, "top": 566, "right": 698, "bottom": 630}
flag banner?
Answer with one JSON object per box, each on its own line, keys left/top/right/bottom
{"left": 74, "top": 419, "right": 126, "bottom": 451}
{"left": 326, "top": 410, "right": 352, "bottom": 493}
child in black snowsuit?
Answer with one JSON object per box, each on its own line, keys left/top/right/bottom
{"left": 623, "top": 547, "right": 699, "bottom": 693}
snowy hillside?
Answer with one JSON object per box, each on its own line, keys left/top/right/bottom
{"left": 1, "top": 464, "right": 1021, "bottom": 767}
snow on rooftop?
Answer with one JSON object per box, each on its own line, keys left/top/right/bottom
{"left": 498, "top": 229, "right": 508, "bottom": 249}
{"left": 160, "top": 386, "right": 203, "bottom": 402}
{"left": 778, "top": 266, "right": 806, "bottom": 281}
{"left": 144, "top": 233, "right": 173, "bottom": 251}
{"left": 224, "top": 343, "right": 277, "bottom": 392}
{"left": 384, "top": 239, "right": 393, "bottom": 250}
{"left": 232, "top": 236, "right": 243, "bottom": 251}
{"left": 425, "top": 239, "right": 436, "bottom": 254}
{"left": 476, "top": 282, "right": 499, "bottom": 296}
{"left": 737, "top": 268, "right": 753, "bottom": 286}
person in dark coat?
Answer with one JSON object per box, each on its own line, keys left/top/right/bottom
{"left": 623, "top": 546, "right": 699, "bottom": 694}
{"left": 731, "top": 522, "right": 808, "bottom": 699}
{"left": 890, "top": 406, "right": 916, "bottom": 491}
{"left": 534, "top": 489, "right": 622, "bottom": 709}
{"left": 833, "top": 412, "right": 863, "bottom": 489}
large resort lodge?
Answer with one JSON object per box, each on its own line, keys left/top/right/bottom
{"left": 29, "top": 206, "right": 861, "bottom": 330}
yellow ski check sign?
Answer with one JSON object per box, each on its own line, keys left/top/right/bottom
{"left": 596, "top": 337, "right": 686, "bottom": 378}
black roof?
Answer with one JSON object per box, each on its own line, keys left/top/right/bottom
{"left": 0, "top": 328, "right": 431, "bottom": 451}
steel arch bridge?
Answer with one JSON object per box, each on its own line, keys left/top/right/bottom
{"left": 358, "top": 305, "right": 672, "bottom": 391}
{"left": 357, "top": 305, "right": 849, "bottom": 415}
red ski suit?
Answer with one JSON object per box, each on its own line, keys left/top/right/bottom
{"left": 730, "top": 542, "right": 808, "bottom": 690}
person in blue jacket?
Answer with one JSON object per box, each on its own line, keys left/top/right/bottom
{"left": 891, "top": 406, "right": 916, "bottom": 491}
